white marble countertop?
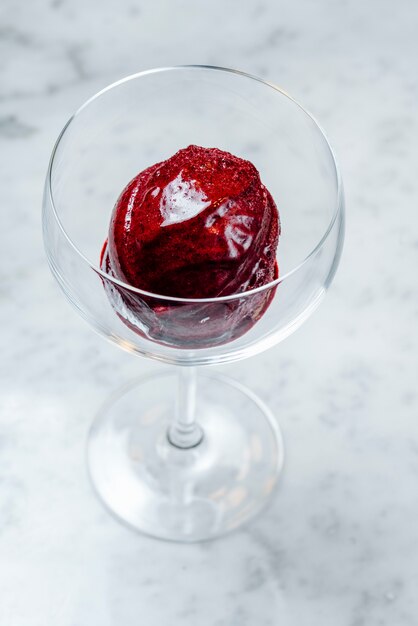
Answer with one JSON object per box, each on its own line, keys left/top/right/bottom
{"left": 1, "top": 0, "right": 418, "bottom": 624}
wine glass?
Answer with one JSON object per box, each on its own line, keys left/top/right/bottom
{"left": 43, "top": 66, "right": 344, "bottom": 542}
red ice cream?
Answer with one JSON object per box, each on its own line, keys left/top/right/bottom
{"left": 101, "top": 145, "right": 280, "bottom": 347}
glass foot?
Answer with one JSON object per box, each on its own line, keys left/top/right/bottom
{"left": 87, "top": 371, "right": 284, "bottom": 542}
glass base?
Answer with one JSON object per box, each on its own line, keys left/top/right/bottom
{"left": 87, "top": 371, "right": 284, "bottom": 542}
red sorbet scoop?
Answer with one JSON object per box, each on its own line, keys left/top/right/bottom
{"left": 104, "top": 145, "right": 279, "bottom": 297}
{"left": 101, "top": 145, "right": 280, "bottom": 347}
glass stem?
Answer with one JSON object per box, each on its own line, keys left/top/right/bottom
{"left": 168, "top": 366, "right": 203, "bottom": 449}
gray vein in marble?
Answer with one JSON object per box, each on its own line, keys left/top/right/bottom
{"left": 0, "top": 115, "right": 37, "bottom": 138}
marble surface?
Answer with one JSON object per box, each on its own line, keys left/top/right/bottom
{"left": 1, "top": 0, "right": 418, "bottom": 624}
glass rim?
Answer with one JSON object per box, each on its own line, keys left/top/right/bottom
{"left": 47, "top": 64, "right": 344, "bottom": 304}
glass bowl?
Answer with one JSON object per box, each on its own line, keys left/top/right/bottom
{"left": 43, "top": 65, "right": 344, "bottom": 541}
